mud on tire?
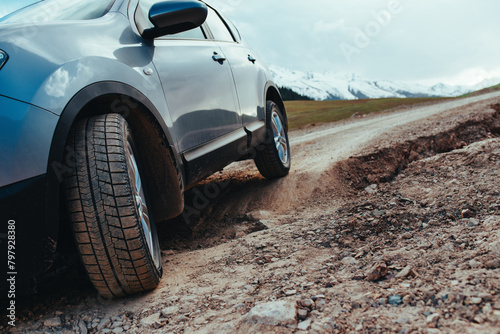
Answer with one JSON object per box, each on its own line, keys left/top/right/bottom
{"left": 64, "top": 114, "right": 162, "bottom": 298}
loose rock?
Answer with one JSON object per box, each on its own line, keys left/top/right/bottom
{"left": 366, "top": 261, "right": 388, "bottom": 281}
{"left": 44, "top": 317, "right": 62, "bottom": 328}
{"left": 244, "top": 300, "right": 297, "bottom": 327}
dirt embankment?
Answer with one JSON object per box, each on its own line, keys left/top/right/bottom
{"left": 3, "top": 97, "right": 500, "bottom": 334}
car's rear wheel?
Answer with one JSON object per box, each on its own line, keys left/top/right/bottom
{"left": 254, "top": 101, "right": 291, "bottom": 179}
{"left": 64, "top": 113, "right": 162, "bottom": 298}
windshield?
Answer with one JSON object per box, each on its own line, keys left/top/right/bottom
{"left": 0, "top": 0, "right": 116, "bottom": 24}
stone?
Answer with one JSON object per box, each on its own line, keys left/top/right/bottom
{"left": 469, "top": 259, "right": 481, "bottom": 269}
{"left": 388, "top": 295, "right": 403, "bottom": 306}
{"left": 365, "top": 184, "right": 378, "bottom": 194}
{"left": 44, "top": 317, "right": 62, "bottom": 328}
{"left": 461, "top": 209, "right": 473, "bottom": 218}
{"left": 112, "top": 328, "right": 124, "bottom": 334}
{"left": 78, "top": 320, "right": 88, "bottom": 334}
{"left": 378, "top": 298, "right": 388, "bottom": 306}
{"left": 297, "top": 319, "right": 312, "bottom": 331}
{"left": 468, "top": 297, "right": 482, "bottom": 305}
{"left": 284, "top": 289, "right": 297, "bottom": 296}
{"left": 300, "top": 299, "right": 314, "bottom": 308}
{"left": 366, "top": 261, "right": 388, "bottom": 281}
{"left": 401, "top": 232, "right": 413, "bottom": 240}
{"left": 468, "top": 218, "right": 480, "bottom": 227}
{"left": 140, "top": 313, "right": 161, "bottom": 327}
{"left": 482, "top": 303, "right": 493, "bottom": 316}
{"left": 161, "top": 306, "right": 179, "bottom": 317}
{"left": 244, "top": 300, "right": 297, "bottom": 327}
{"left": 315, "top": 300, "right": 326, "bottom": 312}
{"left": 97, "top": 318, "right": 111, "bottom": 331}
{"left": 297, "top": 308, "right": 308, "bottom": 320}
{"left": 312, "top": 295, "right": 326, "bottom": 300}
{"left": 426, "top": 313, "right": 440, "bottom": 328}
{"left": 342, "top": 256, "right": 358, "bottom": 266}
{"left": 488, "top": 241, "right": 500, "bottom": 257}
{"left": 403, "top": 295, "right": 412, "bottom": 305}
{"left": 111, "top": 321, "right": 123, "bottom": 329}
{"left": 485, "top": 259, "right": 499, "bottom": 269}
{"left": 395, "top": 265, "right": 414, "bottom": 278}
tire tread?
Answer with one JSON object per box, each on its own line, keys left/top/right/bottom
{"left": 64, "top": 114, "right": 161, "bottom": 298}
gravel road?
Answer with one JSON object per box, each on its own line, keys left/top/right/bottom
{"left": 3, "top": 92, "right": 500, "bottom": 333}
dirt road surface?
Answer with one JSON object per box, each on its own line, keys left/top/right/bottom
{"left": 4, "top": 92, "right": 500, "bottom": 333}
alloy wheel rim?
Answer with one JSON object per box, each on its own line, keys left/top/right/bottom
{"left": 125, "top": 140, "right": 161, "bottom": 270}
{"left": 271, "top": 110, "right": 289, "bottom": 165}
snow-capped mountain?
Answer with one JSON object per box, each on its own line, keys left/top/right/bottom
{"left": 269, "top": 65, "right": 500, "bottom": 101}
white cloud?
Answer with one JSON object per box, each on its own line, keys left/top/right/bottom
{"left": 208, "top": 0, "right": 500, "bottom": 85}
{"left": 313, "top": 20, "right": 346, "bottom": 34}
{"left": 418, "top": 67, "right": 500, "bottom": 86}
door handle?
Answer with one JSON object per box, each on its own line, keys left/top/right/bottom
{"left": 212, "top": 52, "right": 226, "bottom": 64}
{"left": 248, "top": 55, "right": 256, "bottom": 64}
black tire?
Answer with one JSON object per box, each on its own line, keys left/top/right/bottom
{"left": 254, "top": 101, "right": 291, "bottom": 179}
{"left": 64, "top": 114, "right": 162, "bottom": 298}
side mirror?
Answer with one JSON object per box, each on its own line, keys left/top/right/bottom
{"left": 138, "top": 0, "right": 208, "bottom": 39}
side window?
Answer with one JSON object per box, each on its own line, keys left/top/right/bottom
{"left": 163, "top": 27, "right": 206, "bottom": 40}
{"left": 205, "top": 7, "right": 234, "bottom": 42}
{"left": 224, "top": 18, "right": 241, "bottom": 43}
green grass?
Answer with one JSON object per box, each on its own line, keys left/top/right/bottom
{"left": 285, "top": 97, "right": 449, "bottom": 129}
{"left": 459, "top": 83, "right": 500, "bottom": 98}
{"left": 284, "top": 83, "right": 500, "bottom": 130}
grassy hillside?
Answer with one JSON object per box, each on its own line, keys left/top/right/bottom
{"left": 459, "top": 83, "right": 500, "bottom": 98}
{"left": 285, "top": 97, "right": 449, "bottom": 129}
{"left": 284, "top": 83, "right": 500, "bottom": 130}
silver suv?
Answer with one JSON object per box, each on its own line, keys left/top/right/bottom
{"left": 0, "top": 0, "right": 290, "bottom": 297}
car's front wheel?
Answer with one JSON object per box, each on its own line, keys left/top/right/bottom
{"left": 254, "top": 101, "right": 291, "bottom": 179}
{"left": 64, "top": 113, "right": 162, "bottom": 298}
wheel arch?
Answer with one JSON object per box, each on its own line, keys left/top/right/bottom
{"left": 265, "top": 83, "right": 288, "bottom": 129}
{"left": 47, "top": 81, "right": 184, "bottom": 247}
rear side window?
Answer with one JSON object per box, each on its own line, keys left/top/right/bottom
{"left": 205, "top": 7, "right": 234, "bottom": 42}
{"left": 0, "top": 0, "right": 115, "bottom": 24}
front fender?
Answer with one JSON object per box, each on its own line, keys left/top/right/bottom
{"left": 46, "top": 81, "right": 185, "bottom": 245}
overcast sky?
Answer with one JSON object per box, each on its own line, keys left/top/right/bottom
{"left": 2, "top": 0, "right": 499, "bottom": 86}
{"left": 207, "top": 0, "right": 500, "bottom": 86}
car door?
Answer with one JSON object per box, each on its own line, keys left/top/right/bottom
{"left": 205, "top": 7, "right": 267, "bottom": 127}
{"left": 151, "top": 25, "right": 242, "bottom": 153}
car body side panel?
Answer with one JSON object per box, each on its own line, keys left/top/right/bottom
{"left": 215, "top": 42, "right": 267, "bottom": 126}
{"left": 152, "top": 38, "right": 242, "bottom": 153}
{"left": 0, "top": 96, "right": 59, "bottom": 187}
{"left": 0, "top": 13, "right": 171, "bottom": 126}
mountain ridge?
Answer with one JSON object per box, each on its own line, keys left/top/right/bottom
{"left": 270, "top": 65, "right": 500, "bottom": 101}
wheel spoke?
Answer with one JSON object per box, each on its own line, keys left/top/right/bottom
{"left": 126, "top": 139, "right": 160, "bottom": 269}
{"left": 269, "top": 110, "right": 289, "bottom": 165}
{"left": 271, "top": 117, "right": 279, "bottom": 136}
{"left": 278, "top": 145, "right": 285, "bottom": 161}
